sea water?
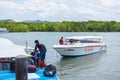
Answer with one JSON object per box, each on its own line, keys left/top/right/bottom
{"left": 0, "top": 32, "right": 120, "bottom": 80}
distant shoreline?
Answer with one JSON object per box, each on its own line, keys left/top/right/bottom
{"left": 0, "top": 20, "right": 120, "bottom": 32}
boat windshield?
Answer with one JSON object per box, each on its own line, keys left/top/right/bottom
{"left": 65, "top": 38, "right": 102, "bottom": 43}
{"left": 80, "top": 39, "right": 101, "bottom": 43}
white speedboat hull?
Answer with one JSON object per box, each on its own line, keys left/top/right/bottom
{"left": 53, "top": 44, "right": 106, "bottom": 57}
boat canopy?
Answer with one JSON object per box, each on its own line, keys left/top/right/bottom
{"left": 66, "top": 36, "right": 102, "bottom": 40}
{"left": 0, "top": 38, "right": 30, "bottom": 58}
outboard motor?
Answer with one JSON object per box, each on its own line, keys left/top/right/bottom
{"left": 43, "top": 64, "right": 56, "bottom": 77}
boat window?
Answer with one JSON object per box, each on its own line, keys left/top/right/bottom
{"left": 65, "top": 38, "right": 101, "bottom": 44}
{"left": 0, "top": 63, "right": 10, "bottom": 70}
{"left": 65, "top": 39, "right": 80, "bottom": 44}
{"left": 80, "top": 38, "right": 101, "bottom": 43}
{"left": 0, "top": 58, "right": 13, "bottom": 70}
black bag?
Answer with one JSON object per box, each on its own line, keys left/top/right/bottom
{"left": 28, "top": 65, "right": 37, "bottom": 73}
{"left": 43, "top": 64, "right": 56, "bottom": 77}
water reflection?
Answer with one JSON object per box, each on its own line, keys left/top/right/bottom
{"left": 56, "top": 51, "right": 106, "bottom": 79}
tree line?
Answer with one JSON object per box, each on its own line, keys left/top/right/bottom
{"left": 0, "top": 20, "right": 120, "bottom": 32}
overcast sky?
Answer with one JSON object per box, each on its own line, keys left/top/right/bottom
{"left": 0, "top": 0, "right": 120, "bottom": 21}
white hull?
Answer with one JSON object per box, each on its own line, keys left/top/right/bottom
{"left": 53, "top": 44, "right": 106, "bottom": 57}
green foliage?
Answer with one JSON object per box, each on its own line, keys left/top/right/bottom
{"left": 0, "top": 20, "right": 120, "bottom": 32}
{"left": 41, "top": 23, "right": 47, "bottom": 31}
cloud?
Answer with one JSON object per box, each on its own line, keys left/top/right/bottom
{"left": 100, "top": 0, "right": 120, "bottom": 8}
{"left": 0, "top": 0, "right": 120, "bottom": 21}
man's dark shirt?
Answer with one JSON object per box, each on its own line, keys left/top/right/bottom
{"left": 35, "top": 44, "right": 46, "bottom": 51}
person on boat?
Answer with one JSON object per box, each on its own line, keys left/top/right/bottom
{"left": 69, "top": 39, "right": 74, "bottom": 44}
{"left": 34, "top": 40, "right": 47, "bottom": 68}
{"left": 59, "top": 37, "right": 64, "bottom": 45}
{"left": 30, "top": 51, "right": 39, "bottom": 66}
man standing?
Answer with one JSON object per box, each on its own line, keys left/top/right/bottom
{"left": 34, "top": 40, "right": 47, "bottom": 68}
{"left": 59, "top": 37, "right": 64, "bottom": 45}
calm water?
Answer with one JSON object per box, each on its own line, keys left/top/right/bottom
{"left": 0, "top": 32, "right": 120, "bottom": 80}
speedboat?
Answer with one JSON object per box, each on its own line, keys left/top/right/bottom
{"left": 0, "top": 38, "right": 59, "bottom": 80}
{"left": 0, "top": 28, "right": 8, "bottom": 33}
{"left": 53, "top": 36, "right": 107, "bottom": 57}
